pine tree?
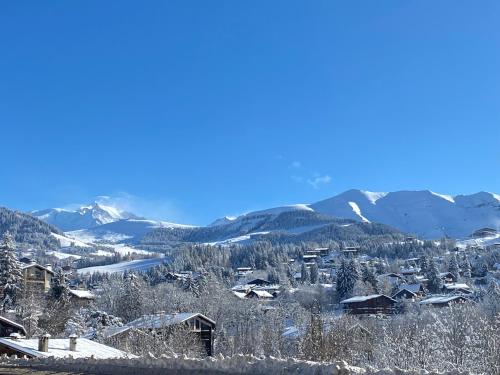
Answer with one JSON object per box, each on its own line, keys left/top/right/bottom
{"left": 461, "top": 255, "right": 472, "bottom": 279}
{"left": 310, "top": 263, "right": 319, "bottom": 284}
{"left": 118, "top": 273, "right": 143, "bottom": 322}
{"left": 361, "top": 263, "right": 379, "bottom": 292}
{"left": 301, "top": 263, "right": 310, "bottom": 284}
{"left": 426, "top": 257, "right": 442, "bottom": 293}
{"left": 0, "top": 233, "right": 23, "bottom": 311}
{"left": 336, "top": 258, "right": 358, "bottom": 301}
{"left": 448, "top": 254, "right": 460, "bottom": 281}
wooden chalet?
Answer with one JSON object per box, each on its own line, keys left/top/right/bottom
{"left": 0, "top": 316, "right": 26, "bottom": 338}
{"left": 103, "top": 312, "right": 216, "bottom": 356}
{"left": 340, "top": 294, "right": 396, "bottom": 315}
{"left": 21, "top": 263, "right": 55, "bottom": 293}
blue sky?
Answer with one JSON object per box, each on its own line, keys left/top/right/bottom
{"left": 1, "top": 1, "right": 499, "bottom": 225}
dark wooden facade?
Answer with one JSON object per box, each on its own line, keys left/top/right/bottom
{"left": 341, "top": 295, "right": 396, "bottom": 315}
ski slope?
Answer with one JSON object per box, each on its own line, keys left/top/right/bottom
{"left": 77, "top": 257, "right": 166, "bottom": 275}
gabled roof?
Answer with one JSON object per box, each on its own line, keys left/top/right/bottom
{"left": 126, "top": 312, "right": 216, "bottom": 330}
{"left": 0, "top": 337, "right": 135, "bottom": 359}
{"left": 246, "top": 290, "right": 273, "bottom": 299}
{"left": 398, "top": 283, "right": 423, "bottom": 294}
{"left": 21, "top": 263, "right": 55, "bottom": 275}
{"left": 0, "top": 316, "right": 27, "bottom": 336}
{"left": 392, "top": 289, "right": 417, "bottom": 299}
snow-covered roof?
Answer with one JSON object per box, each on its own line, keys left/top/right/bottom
{"left": 420, "top": 295, "right": 467, "bottom": 305}
{"left": 0, "top": 337, "right": 135, "bottom": 359}
{"left": 232, "top": 291, "right": 247, "bottom": 299}
{"left": 126, "top": 312, "right": 215, "bottom": 330}
{"left": 69, "top": 289, "right": 96, "bottom": 299}
{"left": 21, "top": 263, "right": 55, "bottom": 274}
{"left": 340, "top": 294, "right": 395, "bottom": 304}
{"left": 247, "top": 290, "right": 273, "bottom": 298}
{"left": 443, "top": 283, "right": 471, "bottom": 290}
{"left": 0, "top": 316, "right": 26, "bottom": 336}
{"left": 398, "top": 283, "right": 423, "bottom": 293}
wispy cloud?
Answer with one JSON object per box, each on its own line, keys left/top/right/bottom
{"left": 306, "top": 175, "right": 332, "bottom": 189}
{"left": 276, "top": 155, "right": 331, "bottom": 190}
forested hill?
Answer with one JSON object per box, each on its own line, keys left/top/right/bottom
{"left": 140, "top": 209, "right": 405, "bottom": 247}
{"left": 0, "top": 207, "right": 62, "bottom": 250}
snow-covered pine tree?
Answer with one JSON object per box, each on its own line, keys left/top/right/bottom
{"left": 461, "top": 255, "right": 472, "bottom": 279}
{"left": 448, "top": 254, "right": 460, "bottom": 281}
{"left": 361, "top": 263, "right": 378, "bottom": 292}
{"left": 0, "top": 232, "right": 23, "bottom": 311}
{"left": 117, "top": 273, "right": 143, "bottom": 322}
{"left": 336, "top": 258, "right": 358, "bottom": 301}
{"left": 425, "top": 257, "right": 442, "bottom": 293}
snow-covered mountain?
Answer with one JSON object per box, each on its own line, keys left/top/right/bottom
{"left": 31, "top": 203, "right": 140, "bottom": 231}
{"left": 310, "top": 190, "right": 500, "bottom": 239}
{"left": 209, "top": 190, "right": 500, "bottom": 239}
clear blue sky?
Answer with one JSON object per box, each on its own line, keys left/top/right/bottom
{"left": 1, "top": 1, "right": 499, "bottom": 225}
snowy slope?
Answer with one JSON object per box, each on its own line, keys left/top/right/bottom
{"left": 68, "top": 219, "right": 194, "bottom": 244}
{"left": 310, "top": 190, "right": 500, "bottom": 239}
{"left": 77, "top": 257, "right": 166, "bottom": 275}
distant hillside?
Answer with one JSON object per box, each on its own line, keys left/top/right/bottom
{"left": 0, "top": 207, "right": 62, "bottom": 250}
{"left": 141, "top": 209, "right": 404, "bottom": 246}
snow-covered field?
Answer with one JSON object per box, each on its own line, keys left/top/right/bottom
{"left": 77, "top": 257, "right": 166, "bottom": 275}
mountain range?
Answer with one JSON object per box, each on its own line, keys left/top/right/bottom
{"left": 26, "top": 190, "right": 500, "bottom": 250}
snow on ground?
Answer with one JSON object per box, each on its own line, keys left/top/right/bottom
{"left": 430, "top": 191, "right": 456, "bottom": 203}
{"left": 361, "top": 190, "right": 388, "bottom": 205}
{"left": 112, "top": 243, "right": 152, "bottom": 256}
{"left": 205, "top": 231, "right": 271, "bottom": 246}
{"left": 51, "top": 233, "right": 91, "bottom": 248}
{"left": 90, "top": 249, "right": 114, "bottom": 257}
{"left": 348, "top": 202, "right": 370, "bottom": 223}
{"left": 77, "top": 257, "right": 166, "bottom": 275}
{"left": 456, "top": 233, "right": 500, "bottom": 249}
{"left": 45, "top": 251, "right": 82, "bottom": 260}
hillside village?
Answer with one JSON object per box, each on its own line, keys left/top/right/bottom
{"left": 0, "top": 221, "right": 499, "bottom": 373}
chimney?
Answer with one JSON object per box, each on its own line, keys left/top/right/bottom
{"left": 69, "top": 334, "right": 77, "bottom": 352}
{"left": 38, "top": 334, "right": 50, "bottom": 352}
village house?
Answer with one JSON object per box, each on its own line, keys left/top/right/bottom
{"left": 21, "top": 263, "right": 55, "bottom": 293}
{"left": 0, "top": 334, "right": 134, "bottom": 359}
{"left": 438, "top": 272, "right": 457, "bottom": 283}
{"left": 68, "top": 289, "right": 96, "bottom": 307}
{"left": 442, "top": 283, "right": 472, "bottom": 294}
{"left": 245, "top": 290, "right": 274, "bottom": 299}
{"left": 340, "top": 294, "right": 397, "bottom": 315}
{"left": 0, "top": 316, "right": 26, "bottom": 338}
{"left": 392, "top": 283, "right": 425, "bottom": 300}
{"left": 103, "top": 312, "right": 216, "bottom": 356}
